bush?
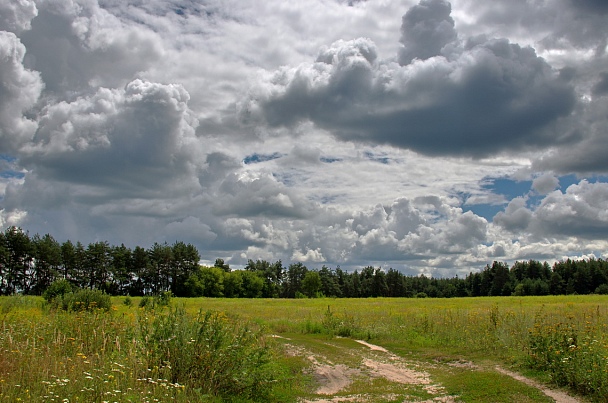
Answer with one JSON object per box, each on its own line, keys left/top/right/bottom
{"left": 42, "top": 279, "right": 74, "bottom": 302}
{"left": 53, "top": 288, "right": 112, "bottom": 312}
{"left": 595, "top": 284, "right": 608, "bottom": 295}
{"left": 138, "top": 306, "right": 279, "bottom": 400}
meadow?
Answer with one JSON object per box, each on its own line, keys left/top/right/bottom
{"left": 1, "top": 294, "right": 607, "bottom": 402}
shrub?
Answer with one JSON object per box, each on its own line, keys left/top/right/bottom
{"left": 322, "top": 306, "right": 359, "bottom": 337}
{"left": 53, "top": 288, "right": 112, "bottom": 312}
{"left": 595, "top": 284, "right": 608, "bottom": 295}
{"left": 42, "top": 279, "right": 74, "bottom": 302}
{"left": 139, "top": 295, "right": 152, "bottom": 308}
{"left": 138, "top": 306, "right": 279, "bottom": 400}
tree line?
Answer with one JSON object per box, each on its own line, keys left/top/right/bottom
{"left": 1, "top": 226, "right": 608, "bottom": 298}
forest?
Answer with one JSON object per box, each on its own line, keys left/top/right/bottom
{"left": 1, "top": 226, "right": 607, "bottom": 298}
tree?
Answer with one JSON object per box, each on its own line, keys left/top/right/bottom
{"left": 31, "top": 233, "right": 62, "bottom": 295}
{"left": 4, "top": 226, "right": 34, "bottom": 294}
{"left": 282, "top": 262, "right": 308, "bottom": 298}
{"left": 240, "top": 270, "right": 264, "bottom": 298}
{"left": 245, "top": 259, "right": 284, "bottom": 298}
{"left": 214, "top": 258, "right": 231, "bottom": 272}
{"left": 198, "top": 266, "right": 224, "bottom": 297}
{"left": 318, "top": 265, "right": 342, "bottom": 297}
{"left": 171, "top": 241, "right": 200, "bottom": 296}
{"left": 147, "top": 242, "right": 173, "bottom": 294}
{"left": 223, "top": 271, "right": 244, "bottom": 297}
{"left": 109, "top": 244, "right": 133, "bottom": 296}
{"left": 301, "top": 271, "right": 322, "bottom": 298}
{"left": 126, "top": 246, "right": 147, "bottom": 296}
{"left": 386, "top": 268, "right": 405, "bottom": 297}
{"left": 86, "top": 241, "right": 112, "bottom": 290}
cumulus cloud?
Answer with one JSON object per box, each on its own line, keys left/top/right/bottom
{"left": 398, "top": 0, "right": 457, "bottom": 65}
{"left": 0, "top": 31, "right": 43, "bottom": 153}
{"left": 243, "top": 15, "right": 576, "bottom": 157}
{"left": 212, "top": 171, "right": 316, "bottom": 219}
{"left": 0, "top": 0, "right": 37, "bottom": 33}
{"left": 532, "top": 173, "right": 559, "bottom": 195}
{"left": 532, "top": 96, "right": 608, "bottom": 173}
{"left": 19, "top": 0, "right": 161, "bottom": 96}
{"left": 494, "top": 180, "right": 608, "bottom": 239}
{"left": 11, "top": 79, "right": 202, "bottom": 218}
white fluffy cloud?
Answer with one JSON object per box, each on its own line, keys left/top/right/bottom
{"left": 0, "top": 31, "right": 43, "bottom": 152}
{"left": 495, "top": 180, "right": 608, "bottom": 239}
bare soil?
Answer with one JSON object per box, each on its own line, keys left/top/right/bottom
{"left": 279, "top": 335, "right": 582, "bottom": 403}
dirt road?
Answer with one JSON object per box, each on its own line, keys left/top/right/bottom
{"left": 275, "top": 334, "right": 581, "bottom": 403}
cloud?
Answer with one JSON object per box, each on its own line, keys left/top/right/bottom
{"left": 9, "top": 79, "right": 203, "bottom": 222}
{"left": 532, "top": 96, "right": 608, "bottom": 173}
{"left": 398, "top": 0, "right": 457, "bottom": 65}
{"left": 0, "top": 0, "right": 37, "bottom": 33}
{"left": 19, "top": 0, "right": 162, "bottom": 96}
{"left": 494, "top": 180, "right": 608, "bottom": 239}
{"left": 0, "top": 31, "right": 43, "bottom": 153}
{"left": 243, "top": 14, "right": 576, "bottom": 157}
{"left": 212, "top": 171, "right": 316, "bottom": 219}
{"left": 532, "top": 173, "right": 559, "bottom": 195}
{"left": 493, "top": 196, "right": 532, "bottom": 233}
{"left": 1, "top": 0, "right": 608, "bottom": 276}
{"left": 592, "top": 72, "right": 608, "bottom": 96}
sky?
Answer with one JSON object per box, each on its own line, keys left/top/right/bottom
{"left": 1, "top": 0, "right": 608, "bottom": 277}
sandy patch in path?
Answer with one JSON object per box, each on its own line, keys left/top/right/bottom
{"left": 354, "top": 340, "right": 390, "bottom": 353}
{"left": 303, "top": 338, "right": 456, "bottom": 402}
{"left": 313, "top": 364, "right": 360, "bottom": 395}
{"left": 495, "top": 367, "right": 581, "bottom": 403}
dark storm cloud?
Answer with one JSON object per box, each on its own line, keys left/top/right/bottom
{"left": 398, "top": 0, "right": 456, "bottom": 65}
{"left": 592, "top": 72, "right": 608, "bottom": 96}
{"left": 570, "top": 0, "right": 608, "bottom": 15}
{"left": 245, "top": 34, "right": 576, "bottom": 157}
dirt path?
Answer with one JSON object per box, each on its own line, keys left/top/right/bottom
{"left": 283, "top": 337, "right": 456, "bottom": 403}
{"left": 495, "top": 367, "right": 581, "bottom": 403}
{"left": 278, "top": 335, "right": 582, "bottom": 403}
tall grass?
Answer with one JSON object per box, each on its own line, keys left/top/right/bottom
{"left": 0, "top": 296, "right": 301, "bottom": 402}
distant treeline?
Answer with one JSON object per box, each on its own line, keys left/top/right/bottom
{"left": 1, "top": 226, "right": 608, "bottom": 298}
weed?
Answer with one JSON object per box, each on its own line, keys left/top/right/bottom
{"left": 527, "top": 312, "right": 608, "bottom": 399}
{"left": 138, "top": 306, "right": 281, "bottom": 401}
{"left": 51, "top": 288, "right": 112, "bottom": 312}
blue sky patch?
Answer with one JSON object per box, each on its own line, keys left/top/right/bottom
{"left": 363, "top": 151, "right": 390, "bottom": 164}
{"left": 243, "top": 152, "right": 283, "bottom": 165}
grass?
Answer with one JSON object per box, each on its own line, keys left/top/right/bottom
{"left": 1, "top": 294, "right": 607, "bottom": 401}
{"left": 437, "top": 369, "right": 555, "bottom": 402}
{"left": 0, "top": 296, "right": 305, "bottom": 402}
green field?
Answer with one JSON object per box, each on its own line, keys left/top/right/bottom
{"left": 1, "top": 295, "right": 606, "bottom": 402}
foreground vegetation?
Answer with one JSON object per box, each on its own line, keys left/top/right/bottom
{"left": 1, "top": 294, "right": 607, "bottom": 401}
